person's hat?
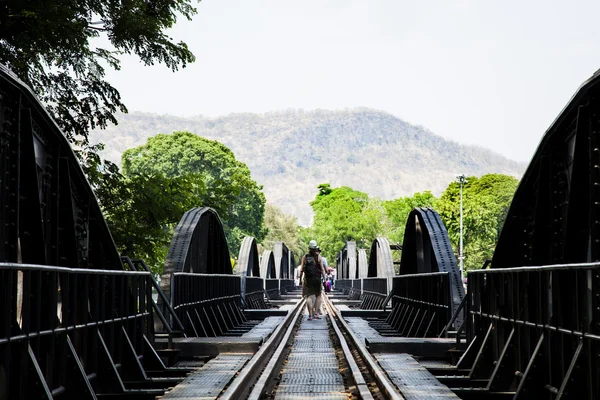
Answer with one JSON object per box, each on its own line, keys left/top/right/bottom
{"left": 308, "top": 240, "right": 318, "bottom": 250}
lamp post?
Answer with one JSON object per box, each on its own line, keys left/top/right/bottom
{"left": 456, "top": 174, "right": 467, "bottom": 277}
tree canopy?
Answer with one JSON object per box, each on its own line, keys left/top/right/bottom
{"left": 436, "top": 174, "right": 519, "bottom": 271}
{"left": 0, "top": 0, "right": 196, "bottom": 148}
{"left": 305, "top": 174, "right": 518, "bottom": 273}
{"left": 309, "top": 185, "right": 383, "bottom": 262}
{"left": 100, "top": 171, "right": 203, "bottom": 274}
{"left": 383, "top": 191, "right": 437, "bottom": 245}
{"left": 260, "top": 204, "right": 304, "bottom": 264}
{"left": 121, "top": 131, "right": 267, "bottom": 255}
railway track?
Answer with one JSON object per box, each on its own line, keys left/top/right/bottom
{"left": 222, "top": 292, "right": 402, "bottom": 400}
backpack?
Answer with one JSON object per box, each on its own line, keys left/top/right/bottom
{"left": 304, "top": 254, "right": 320, "bottom": 279}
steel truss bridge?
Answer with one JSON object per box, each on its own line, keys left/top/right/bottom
{"left": 2, "top": 63, "right": 600, "bottom": 399}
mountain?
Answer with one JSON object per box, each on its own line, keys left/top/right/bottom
{"left": 91, "top": 108, "right": 526, "bottom": 225}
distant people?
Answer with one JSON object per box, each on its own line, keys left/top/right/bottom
{"left": 325, "top": 272, "right": 332, "bottom": 293}
{"left": 299, "top": 240, "right": 327, "bottom": 320}
{"left": 317, "top": 248, "right": 328, "bottom": 315}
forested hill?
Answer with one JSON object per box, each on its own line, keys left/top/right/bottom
{"left": 91, "top": 108, "right": 526, "bottom": 225}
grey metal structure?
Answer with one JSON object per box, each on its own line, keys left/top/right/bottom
{"left": 237, "top": 237, "right": 265, "bottom": 309}
{"left": 357, "top": 248, "right": 368, "bottom": 278}
{"left": 0, "top": 64, "right": 187, "bottom": 399}
{"left": 273, "top": 241, "right": 291, "bottom": 279}
{"left": 237, "top": 236, "right": 260, "bottom": 277}
{"left": 259, "top": 250, "right": 277, "bottom": 279}
{"left": 161, "top": 207, "right": 231, "bottom": 303}
{"left": 400, "top": 207, "right": 465, "bottom": 326}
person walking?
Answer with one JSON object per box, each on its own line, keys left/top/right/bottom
{"left": 298, "top": 240, "right": 327, "bottom": 320}
{"left": 317, "top": 247, "right": 328, "bottom": 315}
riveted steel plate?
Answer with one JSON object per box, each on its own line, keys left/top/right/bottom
{"left": 162, "top": 354, "right": 251, "bottom": 399}
{"left": 274, "top": 394, "right": 348, "bottom": 400}
{"left": 281, "top": 367, "right": 342, "bottom": 375}
{"left": 294, "top": 332, "right": 330, "bottom": 338}
{"left": 372, "top": 353, "right": 458, "bottom": 399}
{"left": 293, "top": 339, "right": 334, "bottom": 351}
{"left": 280, "top": 373, "right": 344, "bottom": 385}
{"left": 284, "top": 359, "right": 339, "bottom": 369}
{"left": 276, "top": 383, "right": 346, "bottom": 393}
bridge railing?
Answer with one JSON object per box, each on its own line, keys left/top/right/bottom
{"left": 0, "top": 263, "right": 174, "bottom": 397}
{"left": 171, "top": 273, "right": 248, "bottom": 337}
{"left": 265, "top": 278, "right": 280, "bottom": 300}
{"left": 458, "top": 263, "right": 600, "bottom": 397}
{"left": 383, "top": 272, "right": 452, "bottom": 337}
{"left": 243, "top": 276, "right": 266, "bottom": 309}
{"left": 359, "top": 277, "right": 388, "bottom": 309}
{"left": 336, "top": 279, "right": 351, "bottom": 293}
{"left": 280, "top": 278, "right": 295, "bottom": 294}
{"left": 350, "top": 279, "right": 362, "bottom": 299}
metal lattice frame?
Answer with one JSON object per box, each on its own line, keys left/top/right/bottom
{"left": 237, "top": 237, "right": 265, "bottom": 309}
{"left": 237, "top": 236, "right": 260, "bottom": 277}
{"left": 494, "top": 69, "right": 600, "bottom": 268}
{"left": 0, "top": 65, "right": 122, "bottom": 270}
{"left": 442, "top": 70, "right": 600, "bottom": 398}
{"left": 274, "top": 241, "right": 290, "bottom": 279}
{"left": 340, "top": 241, "right": 358, "bottom": 279}
{"left": 357, "top": 249, "right": 368, "bottom": 278}
{"left": 259, "top": 250, "right": 276, "bottom": 279}
{"left": 400, "top": 207, "right": 465, "bottom": 322}
{"left": 161, "top": 207, "right": 232, "bottom": 304}
{"left": 0, "top": 65, "right": 186, "bottom": 398}
{"left": 368, "top": 237, "right": 395, "bottom": 279}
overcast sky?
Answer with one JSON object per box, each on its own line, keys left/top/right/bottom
{"left": 102, "top": 0, "right": 600, "bottom": 163}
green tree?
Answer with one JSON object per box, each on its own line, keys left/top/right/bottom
{"left": 100, "top": 171, "right": 204, "bottom": 274}
{"left": 121, "top": 131, "right": 267, "bottom": 254}
{"left": 310, "top": 184, "right": 385, "bottom": 262}
{"left": 260, "top": 204, "right": 304, "bottom": 264}
{"left": 0, "top": 0, "right": 196, "bottom": 148}
{"left": 437, "top": 174, "right": 519, "bottom": 271}
{"left": 382, "top": 191, "right": 437, "bottom": 244}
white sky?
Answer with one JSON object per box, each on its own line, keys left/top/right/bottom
{"left": 102, "top": 0, "right": 600, "bottom": 162}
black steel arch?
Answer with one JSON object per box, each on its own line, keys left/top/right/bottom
{"left": 368, "top": 237, "right": 395, "bottom": 279}
{"left": 400, "top": 207, "right": 465, "bottom": 321}
{"left": 163, "top": 207, "right": 231, "bottom": 276}
{"left": 357, "top": 249, "right": 368, "bottom": 278}
{"left": 259, "top": 250, "right": 277, "bottom": 278}
{"left": 237, "top": 236, "right": 260, "bottom": 277}
{"left": 338, "top": 241, "right": 358, "bottom": 279}
{"left": 494, "top": 69, "right": 600, "bottom": 268}
{"left": 161, "top": 207, "right": 231, "bottom": 301}
{"left": 274, "top": 241, "right": 290, "bottom": 278}
{"left": 0, "top": 65, "right": 122, "bottom": 270}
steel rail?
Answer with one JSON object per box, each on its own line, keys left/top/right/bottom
{"left": 325, "top": 295, "right": 405, "bottom": 400}
{"left": 245, "top": 299, "right": 306, "bottom": 400}
{"left": 219, "top": 298, "right": 306, "bottom": 400}
{"left": 323, "top": 295, "right": 374, "bottom": 400}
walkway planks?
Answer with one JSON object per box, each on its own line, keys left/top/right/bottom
{"left": 274, "top": 313, "right": 347, "bottom": 400}
{"left": 374, "top": 353, "right": 459, "bottom": 399}
{"left": 159, "top": 353, "right": 252, "bottom": 399}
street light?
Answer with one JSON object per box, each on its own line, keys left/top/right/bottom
{"left": 456, "top": 174, "right": 468, "bottom": 277}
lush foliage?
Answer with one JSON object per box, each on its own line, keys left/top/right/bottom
{"left": 306, "top": 174, "right": 518, "bottom": 273}
{"left": 309, "top": 185, "right": 384, "bottom": 262}
{"left": 260, "top": 204, "right": 304, "bottom": 264}
{"left": 383, "top": 191, "right": 437, "bottom": 244}
{"left": 100, "top": 171, "right": 204, "bottom": 274}
{"left": 0, "top": 0, "right": 196, "bottom": 149}
{"left": 121, "top": 131, "right": 267, "bottom": 256}
{"left": 436, "top": 174, "right": 519, "bottom": 271}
